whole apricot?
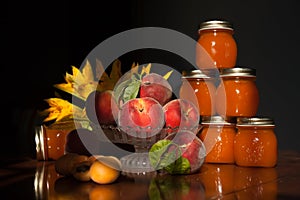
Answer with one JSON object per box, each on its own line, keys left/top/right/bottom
{"left": 89, "top": 156, "right": 121, "bottom": 184}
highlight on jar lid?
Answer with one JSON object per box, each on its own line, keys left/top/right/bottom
{"left": 219, "top": 67, "right": 256, "bottom": 77}
{"left": 201, "top": 115, "right": 236, "bottom": 125}
{"left": 181, "top": 69, "right": 219, "bottom": 79}
{"left": 236, "top": 117, "right": 275, "bottom": 126}
{"left": 198, "top": 20, "right": 233, "bottom": 32}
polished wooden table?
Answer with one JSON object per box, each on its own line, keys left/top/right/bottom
{"left": 0, "top": 150, "right": 299, "bottom": 200}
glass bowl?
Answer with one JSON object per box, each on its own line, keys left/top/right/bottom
{"left": 90, "top": 123, "right": 202, "bottom": 174}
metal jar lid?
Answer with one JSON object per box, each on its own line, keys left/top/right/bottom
{"left": 199, "top": 20, "right": 233, "bottom": 32}
{"left": 236, "top": 117, "right": 275, "bottom": 127}
{"left": 201, "top": 115, "right": 236, "bottom": 125}
{"left": 182, "top": 69, "right": 219, "bottom": 79}
{"left": 219, "top": 67, "right": 256, "bottom": 77}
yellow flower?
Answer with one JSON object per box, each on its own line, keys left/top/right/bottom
{"left": 54, "top": 60, "right": 99, "bottom": 101}
{"left": 40, "top": 98, "right": 85, "bottom": 123}
{"left": 41, "top": 59, "right": 124, "bottom": 124}
{"left": 54, "top": 59, "right": 123, "bottom": 101}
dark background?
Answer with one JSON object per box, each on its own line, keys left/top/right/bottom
{"left": 3, "top": 0, "right": 300, "bottom": 159}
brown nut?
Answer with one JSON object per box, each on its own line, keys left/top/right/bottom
{"left": 72, "top": 160, "right": 93, "bottom": 182}
{"left": 55, "top": 153, "right": 89, "bottom": 176}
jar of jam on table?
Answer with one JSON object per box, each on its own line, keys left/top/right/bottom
{"left": 199, "top": 115, "right": 236, "bottom": 164}
{"left": 196, "top": 19, "right": 238, "bottom": 70}
{"left": 234, "top": 117, "right": 278, "bottom": 167}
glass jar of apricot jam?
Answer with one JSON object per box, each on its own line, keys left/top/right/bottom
{"left": 199, "top": 115, "right": 236, "bottom": 164}
{"left": 215, "top": 67, "right": 259, "bottom": 117}
{"left": 196, "top": 20, "right": 237, "bottom": 69}
{"left": 179, "top": 69, "right": 217, "bottom": 116}
{"left": 234, "top": 117, "right": 277, "bottom": 167}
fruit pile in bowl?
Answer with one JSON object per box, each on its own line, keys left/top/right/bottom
{"left": 40, "top": 59, "right": 206, "bottom": 174}
{"left": 83, "top": 62, "right": 206, "bottom": 174}
{"left": 85, "top": 63, "right": 201, "bottom": 146}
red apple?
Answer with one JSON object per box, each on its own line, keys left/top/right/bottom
{"left": 140, "top": 73, "right": 172, "bottom": 106}
{"left": 163, "top": 99, "right": 200, "bottom": 130}
{"left": 117, "top": 97, "right": 165, "bottom": 137}
{"left": 85, "top": 90, "right": 119, "bottom": 125}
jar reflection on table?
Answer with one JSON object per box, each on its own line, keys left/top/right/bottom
{"left": 199, "top": 164, "right": 236, "bottom": 199}
{"left": 234, "top": 166, "right": 278, "bottom": 200}
{"left": 34, "top": 163, "right": 61, "bottom": 200}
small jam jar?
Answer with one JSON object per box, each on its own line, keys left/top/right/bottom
{"left": 179, "top": 69, "right": 217, "bottom": 116}
{"left": 196, "top": 20, "right": 237, "bottom": 69}
{"left": 234, "top": 117, "right": 278, "bottom": 167}
{"left": 199, "top": 115, "right": 236, "bottom": 164}
{"left": 215, "top": 67, "right": 259, "bottom": 117}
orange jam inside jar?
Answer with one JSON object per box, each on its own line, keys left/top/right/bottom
{"left": 43, "top": 120, "right": 79, "bottom": 160}
{"left": 199, "top": 116, "right": 236, "bottom": 164}
{"left": 179, "top": 69, "right": 217, "bottom": 116}
{"left": 196, "top": 20, "right": 237, "bottom": 69}
{"left": 234, "top": 117, "right": 278, "bottom": 167}
{"left": 215, "top": 67, "right": 259, "bottom": 117}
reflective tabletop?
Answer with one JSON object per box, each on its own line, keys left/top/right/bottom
{"left": 0, "top": 150, "right": 299, "bottom": 200}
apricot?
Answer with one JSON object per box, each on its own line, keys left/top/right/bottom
{"left": 89, "top": 156, "right": 121, "bottom": 184}
{"left": 140, "top": 73, "right": 172, "bottom": 106}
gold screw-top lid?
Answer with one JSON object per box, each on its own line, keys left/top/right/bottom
{"left": 182, "top": 69, "right": 219, "bottom": 79}
{"left": 201, "top": 115, "right": 236, "bottom": 125}
{"left": 199, "top": 20, "right": 233, "bottom": 32}
{"left": 219, "top": 67, "right": 256, "bottom": 77}
{"left": 237, "top": 117, "right": 275, "bottom": 126}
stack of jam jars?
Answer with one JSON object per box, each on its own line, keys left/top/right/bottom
{"left": 180, "top": 19, "right": 277, "bottom": 167}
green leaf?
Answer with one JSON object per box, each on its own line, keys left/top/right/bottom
{"left": 113, "top": 78, "right": 132, "bottom": 105}
{"left": 113, "top": 73, "right": 142, "bottom": 105}
{"left": 149, "top": 139, "right": 191, "bottom": 174}
{"left": 149, "top": 140, "right": 173, "bottom": 170}
{"left": 122, "top": 79, "right": 141, "bottom": 103}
